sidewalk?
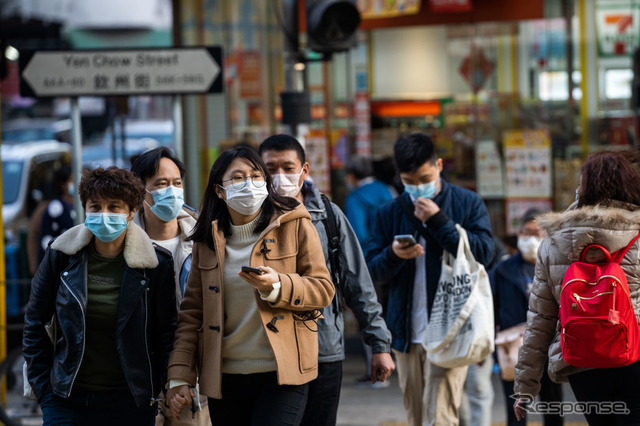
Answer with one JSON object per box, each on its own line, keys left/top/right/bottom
{"left": 337, "top": 352, "right": 589, "bottom": 426}
{"left": 3, "top": 351, "right": 592, "bottom": 425}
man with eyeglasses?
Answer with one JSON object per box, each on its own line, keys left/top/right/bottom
{"left": 365, "top": 133, "right": 494, "bottom": 426}
{"left": 259, "top": 134, "right": 394, "bottom": 426}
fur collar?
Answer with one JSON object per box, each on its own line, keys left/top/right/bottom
{"left": 536, "top": 204, "right": 640, "bottom": 259}
{"left": 537, "top": 204, "right": 640, "bottom": 234}
{"left": 51, "top": 222, "right": 159, "bottom": 269}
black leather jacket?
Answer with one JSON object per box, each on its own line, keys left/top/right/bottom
{"left": 23, "top": 227, "right": 177, "bottom": 407}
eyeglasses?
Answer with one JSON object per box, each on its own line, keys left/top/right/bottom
{"left": 221, "top": 173, "right": 267, "bottom": 190}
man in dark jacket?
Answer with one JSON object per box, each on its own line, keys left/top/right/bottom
{"left": 490, "top": 208, "right": 562, "bottom": 426}
{"left": 259, "top": 134, "right": 395, "bottom": 426}
{"left": 366, "top": 133, "right": 494, "bottom": 426}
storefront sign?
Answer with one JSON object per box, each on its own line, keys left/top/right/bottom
{"left": 354, "top": 92, "right": 372, "bottom": 156}
{"left": 239, "top": 50, "right": 261, "bottom": 99}
{"left": 475, "top": 140, "right": 504, "bottom": 198}
{"left": 357, "top": 0, "right": 422, "bottom": 19}
{"left": 20, "top": 47, "right": 223, "bottom": 97}
{"left": 504, "top": 129, "right": 552, "bottom": 198}
{"left": 306, "top": 130, "right": 331, "bottom": 195}
{"left": 429, "top": 0, "right": 472, "bottom": 13}
{"left": 596, "top": 2, "right": 640, "bottom": 56}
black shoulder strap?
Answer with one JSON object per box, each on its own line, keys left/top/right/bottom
{"left": 320, "top": 194, "right": 341, "bottom": 288}
{"left": 320, "top": 194, "right": 348, "bottom": 314}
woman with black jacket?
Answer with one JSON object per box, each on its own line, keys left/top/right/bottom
{"left": 23, "top": 166, "right": 177, "bottom": 425}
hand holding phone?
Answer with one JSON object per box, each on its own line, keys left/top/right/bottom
{"left": 394, "top": 234, "right": 417, "bottom": 246}
{"left": 392, "top": 233, "right": 424, "bottom": 259}
{"left": 241, "top": 265, "right": 265, "bottom": 275}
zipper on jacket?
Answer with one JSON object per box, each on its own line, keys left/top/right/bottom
{"left": 61, "top": 276, "right": 86, "bottom": 397}
{"left": 144, "top": 284, "right": 155, "bottom": 406}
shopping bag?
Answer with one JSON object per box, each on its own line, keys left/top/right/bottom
{"left": 423, "top": 225, "right": 494, "bottom": 368}
{"left": 495, "top": 323, "right": 527, "bottom": 381}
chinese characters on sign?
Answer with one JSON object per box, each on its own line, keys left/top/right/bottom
{"left": 20, "top": 48, "right": 223, "bottom": 97}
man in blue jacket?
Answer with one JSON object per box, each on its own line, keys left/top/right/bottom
{"left": 344, "top": 155, "right": 396, "bottom": 255}
{"left": 366, "top": 133, "right": 494, "bottom": 426}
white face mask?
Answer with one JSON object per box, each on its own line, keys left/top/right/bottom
{"left": 221, "top": 183, "right": 269, "bottom": 216}
{"left": 517, "top": 235, "right": 542, "bottom": 263}
{"left": 272, "top": 172, "right": 303, "bottom": 198}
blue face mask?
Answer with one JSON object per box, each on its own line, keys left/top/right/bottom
{"left": 404, "top": 179, "right": 438, "bottom": 199}
{"left": 146, "top": 186, "right": 184, "bottom": 222}
{"left": 84, "top": 212, "right": 129, "bottom": 242}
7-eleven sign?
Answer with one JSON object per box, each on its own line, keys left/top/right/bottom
{"left": 596, "top": 4, "right": 640, "bottom": 56}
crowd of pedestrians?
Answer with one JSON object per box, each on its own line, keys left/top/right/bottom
{"left": 22, "top": 132, "right": 640, "bottom": 426}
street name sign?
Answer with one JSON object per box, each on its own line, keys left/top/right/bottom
{"left": 19, "top": 47, "right": 223, "bottom": 97}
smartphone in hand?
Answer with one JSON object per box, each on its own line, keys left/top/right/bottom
{"left": 394, "top": 234, "right": 417, "bottom": 246}
{"left": 241, "top": 265, "right": 265, "bottom": 275}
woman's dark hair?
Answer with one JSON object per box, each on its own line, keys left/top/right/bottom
{"left": 393, "top": 133, "right": 438, "bottom": 173}
{"left": 79, "top": 166, "right": 145, "bottom": 211}
{"left": 130, "top": 146, "right": 186, "bottom": 184}
{"left": 189, "top": 146, "right": 298, "bottom": 250}
{"left": 578, "top": 150, "right": 640, "bottom": 208}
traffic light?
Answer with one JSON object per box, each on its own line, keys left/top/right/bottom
{"left": 306, "top": 0, "right": 361, "bottom": 55}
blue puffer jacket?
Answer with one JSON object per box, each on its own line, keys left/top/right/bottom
{"left": 366, "top": 180, "right": 494, "bottom": 353}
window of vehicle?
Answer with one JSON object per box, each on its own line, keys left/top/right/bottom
{"left": 1, "top": 128, "right": 57, "bottom": 143}
{"left": 2, "top": 161, "right": 23, "bottom": 205}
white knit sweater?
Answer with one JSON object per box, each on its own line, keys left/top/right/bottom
{"left": 221, "top": 216, "right": 277, "bottom": 374}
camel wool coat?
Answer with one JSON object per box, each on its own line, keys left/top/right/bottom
{"left": 167, "top": 204, "right": 334, "bottom": 399}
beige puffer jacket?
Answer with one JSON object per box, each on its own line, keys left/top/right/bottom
{"left": 514, "top": 202, "right": 640, "bottom": 397}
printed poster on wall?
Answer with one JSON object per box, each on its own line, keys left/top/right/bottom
{"left": 475, "top": 139, "right": 504, "bottom": 198}
{"left": 506, "top": 199, "right": 553, "bottom": 235}
{"left": 504, "top": 129, "right": 552, "bottom": 198}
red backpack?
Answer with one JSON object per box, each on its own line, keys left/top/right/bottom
{"left": 560, "top": 231, "right": 640, "bottom": 368}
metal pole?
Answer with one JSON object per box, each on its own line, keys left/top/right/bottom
{"left": 0, "top": 90, "right": 7, "bottom": 404}
{"left": 172, "top": 95, "right": 184, "bottom": 160}
{"left": 282, "top": 0, "right": 309, "bottom": 141}
{"left": 70, "top": 97, "right": 84, "bottom": 224}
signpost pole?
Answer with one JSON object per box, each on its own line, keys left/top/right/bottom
{"left": 71, "top": 97, "right": 84, "bottom": 224}
{"left": 172, "top": 95, "right": 184, "bottom": 160}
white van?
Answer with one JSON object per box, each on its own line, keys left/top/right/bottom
{"left": 2, "top": 140, "right": 72, "bottom": 232}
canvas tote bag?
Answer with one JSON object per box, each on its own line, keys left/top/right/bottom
{"left": 423, "top": 225, "right": 494, "bottom": 368}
